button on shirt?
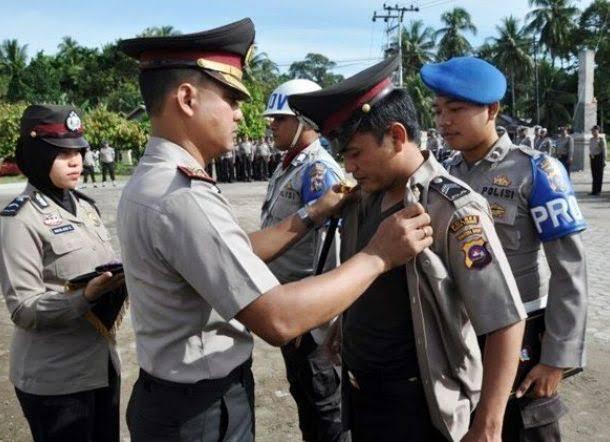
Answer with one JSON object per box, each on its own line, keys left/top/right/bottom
{"left": 118, "top": 137, "right": 279, "bottom": 382}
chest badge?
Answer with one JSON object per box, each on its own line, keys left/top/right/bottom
{"left": 493, "top": 175, "right": 511, "bottom": 187}
{"left": 86, "top": 210, "right": 101, "bottom": 227}
{"left": 462, "top": 237, "right": 492, "bottom": 269}
{"left": 43, "top": 212, "right": 63, "bottom": 227}
{"left": 490, "top": 203, "right": 506, "bottom": 219}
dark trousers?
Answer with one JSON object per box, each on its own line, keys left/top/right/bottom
{"left": 502, "top": 394, "right": 567, "bottom": 441}
{"left": 281, "top": 333, "right": 344, "bottom": 442}
{"left": 127, "top": 361, "right": 255, "bottom": 442}
{"left": 82, "top": 165, "right": 96, "bottom": 183}
{"left": 101, "top": 162, "right": 115, "bottom": 182}
{"left": 15, "top": 362, "right": 120, "bottom": 442}
{"left": 343, "top": 367, "right": 445, "bottom": 442}
{"left": 591, "top": 154, "right": 605, "bottom": 194}
{"left": 557, "top": 156, "right": 571, "bottom": 177}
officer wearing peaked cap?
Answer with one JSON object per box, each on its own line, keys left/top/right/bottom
{"left": 0, "top": 104, "right": 125, "bottom": 441}
{"left": 422, "top": 56, "right": 588, "bottom": 441}
{"left": 117, "top": 20, "right": 437, "bottom": 441}
{"left": 290, "top": 55, "right": 526, "bottom": 441}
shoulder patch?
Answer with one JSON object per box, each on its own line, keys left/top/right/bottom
{"left": 177, "top": 165, "right": 215, "bottom": 184}
{"left": 430, "top": 176, "right": 470, "bottom": 202}
{"left": 1, "top": 196, "right": 29, "bottom": 216}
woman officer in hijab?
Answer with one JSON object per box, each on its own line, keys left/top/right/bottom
{"left": 0, "top": 104, "right": 123, "bottom": 441}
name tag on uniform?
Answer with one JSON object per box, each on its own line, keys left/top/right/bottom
{"left": 51, "top": 224, "right": 75, "bottom": 235}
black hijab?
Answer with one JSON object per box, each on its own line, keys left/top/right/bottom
{"left": 16, "top": 137, "right": 78, "bottom": 215}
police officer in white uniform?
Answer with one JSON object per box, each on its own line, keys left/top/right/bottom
{"left": 0, "top": 104, "right": 124, "bottom": 441}
{"left": 117, "top": 19, "right": 436, "bottom": 442}
{"left": 422, "top": 56, "right": 588, "bottom": 441}
{"left": 290, "top": 56, "right": 527, "bottom": 442}
{"left": 262, "top": 79, "right": 345, "bottom": 441}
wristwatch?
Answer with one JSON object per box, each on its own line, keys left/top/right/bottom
{"left": 297, "top": 206, "right": 315, "bottom": 229}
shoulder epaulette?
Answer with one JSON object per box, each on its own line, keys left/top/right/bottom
{"left": 429, "top": 176, "right": 470, "bottom": 202}
{"left": 72, "top": 190, "right": 100, "bottom": 215}
{"left": 1, "top": 196, "right": 29, "bottom": 216}
{"left": 177, "top": 165, "right": 216, "bottom": 184}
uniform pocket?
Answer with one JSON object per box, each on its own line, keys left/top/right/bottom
{"left": 50, "top": 233, "right": 87, "bottom": 279}
{"left": 520, "top": 395, "right": 568, "bottom": 429}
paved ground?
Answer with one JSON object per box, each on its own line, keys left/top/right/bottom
{"left": 0, "top": 170, "right": 609, "bottom": 441}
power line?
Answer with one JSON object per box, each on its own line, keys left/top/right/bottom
{"left": 372, "top": 4, "right": 420, "bottom": 87}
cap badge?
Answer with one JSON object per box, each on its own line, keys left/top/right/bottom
{"left": 65, "top": 111, "right": 81, "bottom": 132}
{"left": 361, "top": 103, "right": 371, "bottom": 113}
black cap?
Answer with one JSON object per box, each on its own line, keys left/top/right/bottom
{"left": 289, "top": 56, "right": 399, "bottom": 137}
{"left": 21, "top": 104, "right": 89, "bottom": 149}
{"left": 118, "top": 18, "right": 255, "bottom": 99}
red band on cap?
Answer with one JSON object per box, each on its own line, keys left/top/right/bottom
{"left": 32, "top": 123, "right": 83, "bottom": 138}
{"left": 322, "top": 78, "right": 392, "bottom": 135}
{"left": 140, "top": 50, "right": 242, "bottom": 69}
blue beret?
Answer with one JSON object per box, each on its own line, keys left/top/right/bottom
{"left": 420, "top": 56, "right": 507, "bottom": 105}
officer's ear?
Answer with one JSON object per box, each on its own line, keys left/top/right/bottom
{"left": 487, "top": 102, "right": 500, "bottom": 121}
{"left": 175, "top": 82, "right": 199, "bottom": 117}
{"left": 388, "top": 122, "right": 408, "bottom": 152}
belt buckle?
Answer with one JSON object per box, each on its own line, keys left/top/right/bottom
{"left": 347, "top": 370, "right": 360, "bottom": 390}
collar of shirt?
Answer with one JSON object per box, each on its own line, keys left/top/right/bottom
{"left": 281, "top": 138, "right": 322, "bottom": 169}
{"left": 143, "top": 136, "right": 208, "bottom": 172}
{"left": 406, "top": 151, "right": 446, "bottom": 203}
{"left": 447, "top": 133, "right": 512, "bottom": 169}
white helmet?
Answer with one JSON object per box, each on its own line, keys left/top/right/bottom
{"left": 263, "top": 79, "right": 321, "bottom": 117}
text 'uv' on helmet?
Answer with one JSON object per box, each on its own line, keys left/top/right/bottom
{"left": 263, "top": 79, "right": 321, "bottom": 117}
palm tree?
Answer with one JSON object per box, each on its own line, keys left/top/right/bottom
{"left": 435, "top": 7, "right": 477, "bottom": 61}
{"left": 398, "top": 20, "right": 436, "bottom": 78}
{"left": 0, "top": 39, "right": 28, "bottom": 101}
{"left": 487, "top": 16, "right": 534, "bottom": 116}
{"left": 137, "top": 26, "right": 181, "bottom": 37}
{"left": 525, "top": 0, "right": 579, "bottom": 67}
{"left": 247, "top": 50, "right": 279, "bottom": 82}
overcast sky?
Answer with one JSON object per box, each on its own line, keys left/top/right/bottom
{"left": 1, "top": 0, "right": 594, "bottom": 76}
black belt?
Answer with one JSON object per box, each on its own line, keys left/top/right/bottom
{"left": 139, "top": 359, "right": 252, "bottom": 395}
{"left": 344, "top": 365, "right": 419, "bottom": 392}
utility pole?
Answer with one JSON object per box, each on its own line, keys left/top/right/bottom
{"left": 372, "top": 3, "right": 419, "bottom": 87}
{"left": 533, "top": 36, "right": 540, "bottom": 125}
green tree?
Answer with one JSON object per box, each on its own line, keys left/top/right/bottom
{"left": 0, "top": 39, "right": 29, "bottom": 101}
{"left": 0, "top": 102, "right": 28, "bottom": 159}
{"left": 487, "top": 16, "right": 533, "bottom": 117}
{"left": 245, "top": 48, "right": 280, "bottom": 100}
{"left": 525, "top": 0, "right": 580, "bottom": 67}
{"left": 435, "top": 7, "right": 477, "bottom": 60}
{"left": 288, "top": 53, "right": 344, "bottom": 87}
{"left": 403, "top": 75, "right": 434, "bottom": 130}
{"left": 83, "top": 105, "right": 148, "bottom": 154}
{"left": 21, "top": 51, "right": 63, "bottom": 104}
{"left": 137, "top": 26, "right": 181, "bottom": 37}
{"left": 238, "top": 78, "right": 267, "bottom": 140}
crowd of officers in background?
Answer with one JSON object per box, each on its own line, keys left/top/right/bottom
{"left": 210, "top": 136, "right": 282, "bottom": 182}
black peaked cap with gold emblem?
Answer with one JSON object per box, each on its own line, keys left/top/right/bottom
{"left": 21, "top": 104, "right": 89, "bottom": 149}
{"left": 118, "top": 18, "right": 255, "bottom": 99}
{"left": 288, "top": 55, "right": 399, "bottom": 137}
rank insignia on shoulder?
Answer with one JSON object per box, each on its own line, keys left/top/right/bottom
{"left": 493, "top": 175, "right": 511, "bottom": 187}
{"left": 462, "top": 237, "right": 492, "bottom": 269}
{"left": 430, "top": 176, "right": 470, "bottom": 202}
{"left": 1, "top": 196, "right": 29, "bottom": 216}
{"left": 177, "top": 165, "right": 215, "bottom": 184}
